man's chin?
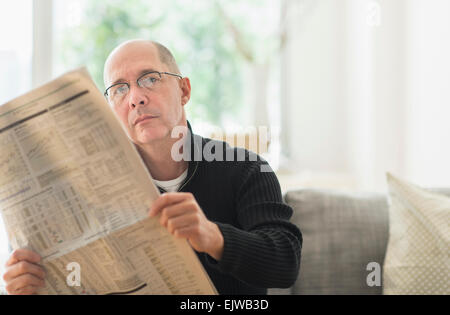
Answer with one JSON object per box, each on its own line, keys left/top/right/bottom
{"left": 135, "top": 128, "right": 168, "bottom": 145}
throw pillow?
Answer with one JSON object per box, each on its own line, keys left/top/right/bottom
{"left": 383, "top": 173, "right": 449, "bottom": 295}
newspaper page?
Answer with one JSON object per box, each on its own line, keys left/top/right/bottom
{"left": 0, "top": 68, "right": 217, "bottom": 294}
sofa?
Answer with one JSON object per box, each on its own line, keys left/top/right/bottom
{"left": 2, "top": 187, "right": 446, "bottom": 295}
{"left": 269, "top": 188, "right": 450, "bottom": 295}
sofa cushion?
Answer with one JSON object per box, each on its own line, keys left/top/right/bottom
{"left": 384, "top": 174, "right": 450, "bottom": 294}
{"left": 284, "top": 189, "right": 389, "bottom": 295}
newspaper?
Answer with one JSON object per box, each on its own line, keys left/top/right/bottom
{"left": 0, "top": 68, "right": 217, "bottom": 295}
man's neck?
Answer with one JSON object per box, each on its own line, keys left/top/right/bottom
{"left": 136, "top": 125, "right": 189, "bottom": 182}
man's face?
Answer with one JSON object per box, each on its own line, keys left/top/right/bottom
{"left": 104, "top": 42, "right": 190, "bottom": 145}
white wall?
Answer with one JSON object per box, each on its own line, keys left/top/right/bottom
{"left": 406, "top": 0, "right": 450, "bottom": 187}
{"left": 283, "top": 0, "right": 450, "bottom": 191}
{"left": 346, "top": 0, "right": 408, "bottom": 190}
{"left": 282, "top": 0, "right": 349, "bottom": 174}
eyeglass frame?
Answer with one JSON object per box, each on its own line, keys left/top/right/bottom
{"left": 104, "top": 70, "right": 183, "bottom": 104}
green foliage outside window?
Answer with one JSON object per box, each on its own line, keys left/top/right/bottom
{"left": 60, "top": 0, "right": 248, "bottom": 125}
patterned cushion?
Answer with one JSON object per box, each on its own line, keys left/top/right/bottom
{"left": 383, "top": 174, "right": 450, "bottom": 295}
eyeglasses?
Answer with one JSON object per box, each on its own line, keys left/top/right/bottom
{"left": 104, "top": 71, "right": 183, "bottom": 106}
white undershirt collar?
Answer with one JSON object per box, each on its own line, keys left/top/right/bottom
{"left": 153, "top": 168, "right": 189, "bottom": 192}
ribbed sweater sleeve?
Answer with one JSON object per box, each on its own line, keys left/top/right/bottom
{"left": 205, "top": 158, "right": 302, "bottom": 289}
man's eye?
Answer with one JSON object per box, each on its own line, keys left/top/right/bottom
{"left": 115, "top": 85, "right": 128, "bottom": 95}
{"left": 141, "top": 76, "right": 158, "bottom": 86}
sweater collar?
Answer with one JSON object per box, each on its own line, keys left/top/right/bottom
{"left": 177, "top": 120, "right": 201, "bottom": 192}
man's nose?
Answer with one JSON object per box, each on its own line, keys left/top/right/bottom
{"left": 128, "top": 85, "right": 147, "bottom": 109}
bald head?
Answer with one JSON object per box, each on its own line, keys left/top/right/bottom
{"left": 104, "top": 40, "right": 181, "bottom": 87}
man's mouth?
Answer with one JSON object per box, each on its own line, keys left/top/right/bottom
{"left": 134, "top": 115, "right": 159, "bottom": 126}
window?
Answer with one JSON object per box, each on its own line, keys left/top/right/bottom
{"left": 0, "top": 0, "right": 33, "bottom": 289}
{"left": 0, "top": 0, "right": 33, "bottom": 105}
{"left": 53, "top": 0, "right": 283, "bottom": 168}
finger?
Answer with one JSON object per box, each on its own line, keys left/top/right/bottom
{"left": 150, "top": 192, "right": 192, "bottom": 217}
{"left": 12, "top": 285, "right": 41, "bottom": 295}
{"left": 149, "top": 192, "right": 193, "bottom": 217}
{"left": 6, "top": 273, "right": 45, "bottom": 294}
{"left": 159, "top": 200, "right": 197, "bottom": 227}
{"left": 3, "top": 260, "right": 46, "bottom": 283}
{"left": 166, "top": 213, "right": 199, "bottom": 235}
{"left": 6, "top": 248, "right": 41, "bottom": 267}
{"left": 173, "top": 225, "right": 200, "bottom": 240}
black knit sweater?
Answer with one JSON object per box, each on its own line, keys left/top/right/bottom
{"left": 156, "top": 122, "right": 302, "bottom": 295}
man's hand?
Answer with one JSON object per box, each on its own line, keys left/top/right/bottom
{"left": 3, "top": 248, "right": 46, "bottom": 295}
{"left": 149, "top": 192, "right": 224, "bottom": 261}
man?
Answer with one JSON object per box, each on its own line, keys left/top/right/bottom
{"left": 3, "top": 40, "right": 302, "bottom": 295}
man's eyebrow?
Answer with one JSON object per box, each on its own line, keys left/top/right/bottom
{"left": 110, "top": 69, "right": 159, "bottom": 86}
{"left": 138, "top": 68, "right": 159, "bottom": 76}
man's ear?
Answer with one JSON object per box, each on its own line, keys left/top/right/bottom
{"left": 180, "top": 77, "right": 191, "bottom": 106}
